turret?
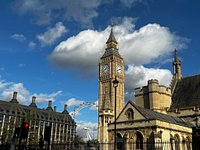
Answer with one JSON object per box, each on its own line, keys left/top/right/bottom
{"left": 135, "top": 79, "right": 171, "bottom": 114}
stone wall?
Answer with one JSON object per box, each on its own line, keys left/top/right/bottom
{"left": 135, "top": 79, "right": 171, "bottom": 114}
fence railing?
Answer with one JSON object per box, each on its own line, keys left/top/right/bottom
{"left": 0, "top": 143, "right": 97, "bottom": 150}
{"left": 1, "top": 141, "right": 200, "bottom": 150}
{"left": 98, "top": 142, "right": 195, "bottom": 150}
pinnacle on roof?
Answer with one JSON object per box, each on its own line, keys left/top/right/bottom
{"left": 29, "top": 96, "right": 37, "bottom": 108}
{"left": 10, "top": 91, "right": 19, "bottom": 104}
{"left": 174, "top": 49, "right": 180, "bottom": 62}
{"left": 106, "top": 28, "right": 117, "bottom": 44}
{"left": 46, "top": 100, "right": 53, "bottom": 111}
{"left": 101, "top": 28, "right": 122, "bottom": 58}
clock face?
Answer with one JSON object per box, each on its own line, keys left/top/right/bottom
{"left": 103, "top": 64, "right": 109, "bottom": 74}
{"left": 116, "top": 65, "right": 122, "bottom": 74}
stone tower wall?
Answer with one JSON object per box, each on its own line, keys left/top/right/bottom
{"left": 135, "top": 79, "right": 171, "bottom": 113}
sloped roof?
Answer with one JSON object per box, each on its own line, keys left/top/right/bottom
{"left": 0, "top": 100, "right": 75, "bottom": 124}
{"left": 101, "top": 48, "right": 122, "bottom": 59}
{"left": 170, "top": 74, "right": 200, "bottom": 109}
{"left": 101, "top": 28, "right": 122, "bottom": 59}
{"left": 129, "top": 101, "right": 192, "bottom": 128}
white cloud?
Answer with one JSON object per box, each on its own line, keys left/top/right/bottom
{"left": 0, "top": 80, "right": 62, "bottom": 104}
{"left": 66, "top": 98, "right": 98, "bottom": 118}
{"left": 29, "top": 41, "right": 36, "bottom": 49}
{"left": 37, "top": 22, "right": 67, "bottom": 46}
{"left": 18, "top": 64, "right": 26, "bottom": 68}
{"left": 0, "top": 81, "right": 6, "bottom": 89}
{"left": 50, "top": 17, "right": 187, "bottom": 100}
{"left": 76, "top": 121, "right": 97, "bottom": 140}
{"left": 50, "top": 17, "right": 188, "bottom": 77}
{"left": 11, "top": 34, "right": 26, "bottom": 42}
{"left": 49, "top": 29, "right": 107, "bottom": 76}
{"left": 32, "top": 91, "right": 62, "bottom": 103}
{"left": 66, "top": 98, "right": 84, "bottom": 107}
{"left": 1, "top": 83, "right": 30, "bottom": 103}
{"left": 13, "top": 0, "right": 102, "bottom": 26}
{"left": 125, "top": 65, "right": 173, "bottom": 90}
{"left": 90, "top": 101, "right": 98, "bottom": 111}
{"left": 125, "top": 65, "right": 173, "bottom": 100}
{"left": 120, "top": 0, "right": 143, "bottom": 7}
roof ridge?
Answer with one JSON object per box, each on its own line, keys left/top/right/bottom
{"left": 182, "top": 74, "right": 200, "bottom": 79}
{"left": 129, "top": 101, "right": 192, "bottom": 127}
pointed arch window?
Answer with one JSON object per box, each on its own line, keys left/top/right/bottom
{"left": 126, "top": 108, "right": 134, "bottom": 120}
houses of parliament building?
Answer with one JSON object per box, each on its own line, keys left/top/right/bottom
{"left": 98, "top": 29, "right": 200, "bottom": 150}
{"left": 0, "top": 92, "right": 76, "bottom": 146}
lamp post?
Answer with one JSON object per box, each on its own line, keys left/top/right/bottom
{"left": 113, "top": 76, "right": 119, "bottom": 150}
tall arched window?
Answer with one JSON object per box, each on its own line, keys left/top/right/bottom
{"left": 136, "top": 131, "right": 143, "bottom": 150}
{"left": 126, "top": 108, "right": 134, "bottom": 120}
{"left": 117, "top": 133, "right": 124, "bottom": 150}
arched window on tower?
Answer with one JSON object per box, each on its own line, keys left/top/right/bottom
{"left": 126, "top": 108, "right": 134, "bottom": 120}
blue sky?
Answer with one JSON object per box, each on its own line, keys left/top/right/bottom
{"left": 0, "top": 0, "right": 200, "bottom": 139}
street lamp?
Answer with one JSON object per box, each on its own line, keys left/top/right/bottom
{"left": 113, "top": 76, "right": 119, "bottom": 150}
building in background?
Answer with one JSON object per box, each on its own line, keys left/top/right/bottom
{"left": 0, "top": 92, "right": 76, "bottom": 146}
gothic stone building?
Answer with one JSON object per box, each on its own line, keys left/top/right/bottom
{"left": 98, "top": 29, "right": 195, "bottom": 150}
{"left": 0, "top": 92, "right": 76, "bottom": 146}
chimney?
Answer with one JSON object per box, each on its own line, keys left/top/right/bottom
{"left": 62, "top": 104, "right": 68, "bottom": 114}
{"left": 64, "top": 104, "right": 67, "bottom": 111}
{"left": 32, "top": 96, "right": 36, "bottom": 103}
{"left": 13, "top": 92, "right": 17, "bottom": 99}
{"left": 54, "top": 106, "right": 57, "bottom": 112}
{"left": 48, "top": 100, "right": 52, "bottom": 107}
{"left": 29, "top": 96, "right": 37, "bottom": 107}
{"left": 47, "top": 100, "right": 53, "bottom": 111}
{"left": 10, "top": 91, "right": 19, "bottom": 104}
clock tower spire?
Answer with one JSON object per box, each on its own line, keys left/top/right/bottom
{"left": 98, "top": 29, "right": 125, "bottom": 149}
{"left": 106, "top": 28, "right": 117, "bottom": 49}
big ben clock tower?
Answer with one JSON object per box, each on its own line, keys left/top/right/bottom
{"left": 98, "top": 29, "right": 125, "bottom": 147}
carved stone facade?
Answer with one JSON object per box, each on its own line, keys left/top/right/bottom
{"left": 135, "top": 79, "right": 171, "bottom": 114}
{"left": 108, "top": 101, "right": 192, "bottom": 150}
